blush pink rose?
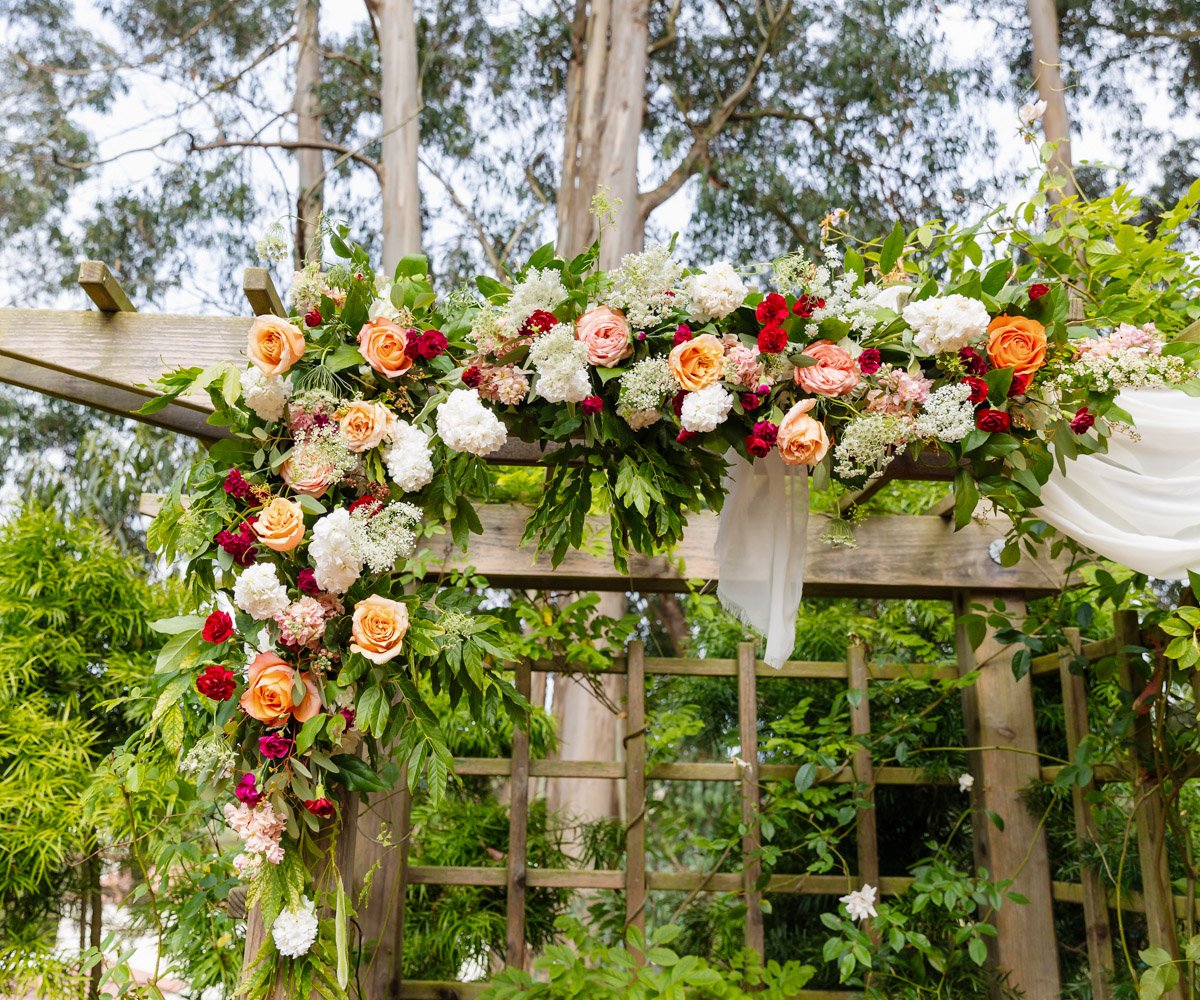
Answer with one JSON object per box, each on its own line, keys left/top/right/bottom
{"left": 575, "top": 306, "right": 633, "bottom": 367}
{"left": 794, "top": 340, "right": 861, "bottom": 397}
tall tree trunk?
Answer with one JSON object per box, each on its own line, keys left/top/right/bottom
{"left": 1027, "top": 0, "right": 1076, "bottom": 200}
{"left": 380, "top": 0, "right": 422, "bottom": 266}
{"left": 294, "top": 0, "right": 323, "bottom": 267}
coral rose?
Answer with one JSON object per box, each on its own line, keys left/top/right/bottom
{"left": 339, "top": 400, "right": 395, "bottom": 453}
{"left": 793, "top": 340, "right": 861, "bottom": 397}
{"left": 239, "top": 652, "right": 321, "bottom": 728}
{"left": 575, "top": 306, "right": 633, "bottom": 367}
{"left": 986, "top": 315, "right": 1047, "bottom": 378}
{"left": 349, "top": 594, "right": 410, "bottom": 665}
{"left": 358, "top": 318, "right": 414, "bottom": 379}
{"left": 252, "top": 497, "right": 306, "bottom": 553}
{"left": 776, "top": 399, "right": 830, "bottom": 467}
{"left": 280, "top": 457, "right": 335, "bottom": 498}
{"left": 248, "top": 315, "right": 307, "bottom": 377}
{"left": 668, "top": 333, "right": 726, "bottom": 391}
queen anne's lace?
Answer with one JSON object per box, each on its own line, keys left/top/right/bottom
{"left": 914, "top": 383, "right": 976, "bottom": 442}
{"left": 603, "top": 245, "right": 685, "bottom": 329}
{"left": 505, "top": 268, "right": 567, "bottom": 329}
{"left": 833, "top": 413, "right": 914, "bottom": 479}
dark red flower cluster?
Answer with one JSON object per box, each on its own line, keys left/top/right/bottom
{"left": 792, "top": 294, "right": 825, "bottom": 319}
{"left": 1070, "top": 406, "right": 1095, "bottom": 434}
{"left": 745, "top": 435, "right": 772, "bottom": 457}
{"left": 224, "top": 468, "right": 251, "bottom": 500}
{"left": 1028, "top": 283, "right": 1051, "bottom": 301}
{"left": 304, "top": 307, "right": 323, "bottom": 328}
{"left": 297, "top": 567, "right": 321, "bottom": 595}
{"left": 963, "top": 377, "right": 989, "bottom": 405}
{"left": 857, "top": 348, "right": 882, "bottom": 375}
{"left": 462, "top": 365, "right": 483, "bottom": 388}
{"left": 202, "top": 610, "right": 234, "bottom": 644}
{"left": 304, "top": 797, "right": 337, "bottom": 819}
{"left": 752, "top": 420, "right": 779, "bottom": 445}
{"left": 1008, "top": 373, "right": 1031, "bottom": 397}
{"left": 740, "top": 392, "right": 762, "bottom": 411}
{"left": 673, "top": 324, "right": 693, "bottom": 345}
{"left": 520, "top": 310, "right": 558, "bottom": 338}
{"left": 196, "top": 664, "right": 236, "bottom": 701}
{"left": 235, "top": 773, "right": 262, "bottom": 806}
{"left": 340, "top": 707, "right": 356, "bottom": 731}
{"left": 671, "top": 391, "right": 687, "bottom": 416}
{"left": 259, "top": 734, "right": 294, "bottom": 759}
{"left": 417, "top": 329, "right": 448, "bottom": 359}
{"left": 959, "top": 347, "right": 989, "bottom": 376}
{"left": 676, "top": 429, "right": 697, "bottom": 443}
{"left": 975, "top": 408, "right": 1011, "bottom": 433}
{"left": 582, "top": 395, "right": 604, "bottom": 415}
{"left": 745, "top": 419, "right": 779, "bottom": 458}
{"left": 757, "top": 326, "right": 788, "bottom": 354}
{"left": 755, "top": 293, "right": 789, "bottom": 326}
{"left": 348, "top": 495, "right": 383, "bottom": 517}
{"left": 215, "top": 521, "right": 257, "bottom": 566}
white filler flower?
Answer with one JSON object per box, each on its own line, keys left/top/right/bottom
{"left": 272, "top": 896, "right": 319, "bottom": 958}
{"left": 240, "top": 367, "right": 290, "bottom": 423}
{"left": 680, "top": 384, "right": 734, "bottom": 433}
{"left": 902, "top": 294, "right": 990, "bottom": 356}
{"left": 435, "top": 388, "right": 508, "bottom": 457}
{"left": 839, "top": 884, "right": 878, "bottom": 922}
{"left": 686, "top": 262, "right": 748, "bottom": 322}
{"left": 233, "top": 563, "right": 290, "bottom": 620}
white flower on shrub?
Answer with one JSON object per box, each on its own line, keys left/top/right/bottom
{"left": 309, "top": 508, "right": 365, "bottom": 594}
{"left": 435, "top": 389, "right": 509, "bottom": 457}
{"left": 233, "top": 563, "right": 290, "bottom": 620}
{"left": 901, "top": 294, "right": 990, "bottom": 356}
{"left": 839, "top": 883, "right": 877, "bottom": 922}
{"left": 958, "top": 772, "right": 975, "bottom": 793}
{"left": 240, "top": 367, "right": 289, "bottom": 422}
{"left": 384, "top": 420, "right": 434, "bottom": 493}
{"left": 680, "top": 384, "right": 733, "bottom": 433}
{"left": 1019, "top": 99, "right": 1048, "bottom": 126}
{"left": 272, "top": 896, "right": 319, "bottom": 958}
{"left": 685, "top": 262, "right": 748, "bottom": 322}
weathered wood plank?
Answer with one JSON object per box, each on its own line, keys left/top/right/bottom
{"left": 738, "top": 642, "right": 765, "bottom": 955}
{"left": 625, "top": 642, "right": 648, "bottom": 936}
{"left": 78, "top": 261, "right": 136, "bottom": 313}
{"left": 1030, "top": 636, "right": 1121, "bottom": 676}
{"left": 243, "top": 267, "right": 286, "bottom": 317}
{"left": 848, "top": 641, "right": 880, "bottom": 924}
{"left": 504, "top": 661, "right": 531, "bottom": 970}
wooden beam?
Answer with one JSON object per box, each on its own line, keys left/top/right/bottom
{"left": 78, "top": 260, "right": 135, "bottom": 313}
{"left": 243, "top": 267, "right": 287, "bottom": 317}
{"left": 624, "top": 642, "right": 648, "bottom": 936}
{"left": 504, "top": 662, "right": 531, "bottom": 970}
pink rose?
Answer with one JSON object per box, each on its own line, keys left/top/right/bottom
{"left": 794, "top": 340, "right": 861, "bottom": 397}
{"left": 575, "top": 306, "right": 633, "bottom": 367}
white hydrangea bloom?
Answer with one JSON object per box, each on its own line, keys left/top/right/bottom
{"left": 619, "top": 407, "right": 661, "bottom": 431}
{"left": 240, "top": 367, "right": 289, "bottom": 423}
{"left": 528, "top": 323, "right": 591, "bottom": 404}
{"left": 435, "top": 389, "right": 508, "bottom": 457}
{"left": 914, "top": 383, "right": 976, "bottom": 442}
{"left": 680, "top": 384, "right": 734, "bottom": 433}
{"left": 902, "top": 294, "right": 990, "bottom": 356}
{"left": 839, "top": 884, "right": 877, "bottom": 923}
{"left": 272, "top": 897, "right": 319, "bottom": 958}
{"left": 384, "top": 420, "right": 435, "bottom": 492}
{"left": 309, "top": 508, "right": 365, "bottom": 594}
{"left": 233, "top": 563, "right": 290, "bottom": 620}
{"left": 505, "top": 267, "right": 567, "bottom": 329}
{"left": 685, "top": 262, "right": 748, "bottom": 322}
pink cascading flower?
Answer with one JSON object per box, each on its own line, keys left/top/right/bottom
{"left": 865, "top": 366, "right": 932, "bottom": 414}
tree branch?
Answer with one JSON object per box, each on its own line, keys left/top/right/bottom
{"left": 188, "top": 137, "right": 381, "bottom": 178}
{"left": 420, "top": 155, "right": 505, "bottom": 276}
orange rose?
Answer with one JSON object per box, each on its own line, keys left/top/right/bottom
{"left": 349, "top": 594, "right": 410, "bottom": 665}
{"left": 668, "top": 333, "right": 726, "bottom": 391}
{"left": 575, "top": 306, "right": 633, "bottom": 367}
{"left": 776, "top": 399, "right": 830, "bottom": 467}
{"left": 252, "top": 497, "right": 305, "bottom": 552}
{"left": 248, "top": 315, "right": 307, "bottom": 377}
{"left": 358, "top": 318, "right": 414, "bottom": 379}
{"left": 793, "top": 340, "right": 861, "bottom": 397}
{"left": 986, "top": 315, "right": 1047, "bottom": 377}
{"left": 339, "top": 400, "right": 395, "bottom": 453}
{"left": 239, "top": 652, "right": 321, "bottom": 728}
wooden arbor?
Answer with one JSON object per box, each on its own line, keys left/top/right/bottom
{"left": 0, "top": 262, "right": 1174, "bottom": 998}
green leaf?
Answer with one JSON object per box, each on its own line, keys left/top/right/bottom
{"left": 150, "top": 614, "right": 205, "bottom": 635}
{"left": 952, "top": 469, "right": 980, "bottom": 530}
{"left": 330, "top": 754, "right": 390, "bottom": 793}
{"left": 879, "top": 221, "right": 905, "bottom": 275}
{"left": 396, "top": 254, "right": 429, "bottom": 278}
{"left": 295, "top": 714, "right": 325, "bottom": 755}
{"left": 335, "top": 876, "right": 350, "bottom": 989}
{"left": 295, "top": 494, "right": 327, "bottom": 515}
{"left": 794, "top": 762, "right": 817, "bottom": 793}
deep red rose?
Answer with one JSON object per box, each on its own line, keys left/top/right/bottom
{"left": 1029, "top": 283, "right": 1051, "bottom": 301}
{"left": 752, "top": 420, "right": 779, "bottom": 446}
{"left": 755, "top": 293, "right": 789, "bottom": 326}
{"left": 418, "top": 329, "right": 448, "bottom": 359}
{"left": 340, "top": 707, "right": 356, "bottom": 731}
{"left": 857, "top": 348, "right": 882, "bottom": 375}
{"left": 462, "top": 365, "right": 483, "bottom": 388}
{"left": 304, "top": 307, "right": 323, "bottom": 328}
{"left": 259, "top": 734, "right": 294, "bottom": 759}
{"left": 348, "top": 495, "right": 383, "bottom": 517}
{"left": 673, "top": 324, "right": 693, "bottom": 345}
{"left": 215, "top": 522, "right": 257, "bottom": 566}
{"left": 224, "top": 468, "right": 251, "bottom": 500}
{"left": 202, "top": 610, "right": 234, "bottom": 644}
{"left": 235, "top": 773, "right": 262, "bottom": 806}
{"left": 745, "top": 435, "right": 772, "bottom": 458}
{"left": 676, "top": 429, "right": 697, "bottom": 443}
{"left": 1070, "top": 406, "right": 1095, "bottom": 434}
{"left": 963, "top": 376, "right": 989, "bottom": 405}
{"left": 582, "top": 395, "right": 603, "bottom": 415}
{"left": 403, "top": 328, "right": 422, "bottom": 359}
{"left": 196, "top": 664, "right": 236, "bottom": 702}
{"left": 792, "top": 294, "right": 825, "bottom": 319}
{"left": 975, "top": 408, "right": 1011, "bottom": 433}
{"left": 757, "top": 325, "right": 788, "bottom": 354}
{"left": 740, "top": 392, "right": 762, "bottom": 411}
{"left": 1008, "top": 372, "right": 1031, "bottom": 397}
{"left": 959, "top": 347, "right": 990, "bottom": 376}
{"left": 671, "top": 391, "right": 687, "bottom": 417}
{"left": 520, "top": 310, "right": 558, "bottom": 337}
{"left": 297, "top": 567, "right": 320, "bottom": 595}
{"left": 304, "top": 797, "right": 337, "bottom": 819}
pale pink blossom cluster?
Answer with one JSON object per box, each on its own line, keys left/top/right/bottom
{"left": 476, "top": 363, "right": 530, "bottom": 405}
{"left": 275, "top": 596, "right": 329, "bottom": 647}
{"left": 1077, "top": 322, "right": 1162, "bottom": 358}
{"left": 722, "top": 338, "right": 765, "bottom": 389}
{"left": 224, "top": 800, "right": 287, "bottom": 874}
{"left": 866, "top": 366, "right": 932, "bottom": 414}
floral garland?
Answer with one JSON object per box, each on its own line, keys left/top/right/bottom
{"left": 144, "top": 219, "right": 1197, "bottom": 995}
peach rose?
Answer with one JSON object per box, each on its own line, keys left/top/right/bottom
{"left": 986, "top": 315, "right": 1047, "bottom": 377}
{"left": 793, "top": 340, "right": 861, "bottom": 397}
{"left": 239, "top": 652, "right": 321, "bottom": 728}
{"left": 776, "top": 399, "right": 830, "bottom": 467}
{"left": 575, "top": 306, "right": 633, "bottom": 367}
{"left": 280, "top": 457, "right": 335, "bottom": 498}
{"left": 349, "top": 594, "right": 410, "bottom": 665}
{"left": 252, "top": 497, "right": 305, "bottom": 552}
{"left": 339, "top": 400, "right": 395, "bottom": 453}
{"left": 248, "top": 315, "right": 307, "bottom": 377}
{"left": 668, "top": 333, "right": 726, "bottom": 391}
{"left": 358, "top": 318, "right": 414, "bottom": 379}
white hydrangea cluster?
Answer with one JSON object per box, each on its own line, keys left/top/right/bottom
{"left": 349, "top": 500, "right": 422, "bottom": 574}
{"left": 309, "top": 508, "right": 365, "bottom": 594}
{"left": 680, "top": 384, "right": 734, "bottom": 433}
{"left": 832, "top": 413, "right": 914, "bottom": 480}
{"left": 271, "top": 897, "right": 319, "bottom": 959}
{"left": 901, "top": 294, "right": 990, "bottom": 355}
{"left": 435, "top": 388, "right": 508, "bottom": 457}
{"left": 240, "top": 367, "right": 290, "bottom": 422}
{"left": 234, "top": 563, "right": 290, "bottom": 620}
{"left": 528, "top": 323, "right": 591, "bottom": 403}
{"left": 603, "top": 245, "right": 685, "bottom": 329}
{"left": 618, "top": 357, "right": 674, "bottom": 415}
{"left": 505, "top": 268, "right": 567, "bottom": 329}
{"left": 914, "top": 383, "right": 976, "bottom": 442}
{"left": 620, "top": 407, "right": 661, "bottom": 430}
{"left": 384, "top": 420, "right": 434, "bottom": 492}
{"left": 685, "top": 262, "right": 748, "bottom": 322}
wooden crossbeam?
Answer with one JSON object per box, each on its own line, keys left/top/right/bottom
{"left": 243, "top": 267, "right": 286, "bottom": 317}
{"left": 78, "top": 260, "right": 136, "bottom": 313}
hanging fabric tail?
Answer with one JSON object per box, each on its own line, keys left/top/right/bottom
{"left": 715, "top": 452, "right": 810, "bottom": 668}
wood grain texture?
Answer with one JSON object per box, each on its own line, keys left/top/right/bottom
{"left": 737, "top": 642, "right": 765, "bottom": 955}
{"left": 505, "top": 662, "right": 532, "bottom": 970}
{"left": 243, "top": 267, "right": 286, "bottom": 317}
{"left": 78, "top": 261, "right": 135, "bottom": 313}
{"left": 624, "top": 642, "right": 648, "bottom": 936}
{"left": 848, "top": 642, "right": 880, "bottom": 905}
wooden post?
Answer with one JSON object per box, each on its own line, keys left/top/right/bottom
{"left": 954, "top": 592, "right": 1061, "bottom": 998}
{"left": 505, "top": 661, "right": 532, "bottom": 970}
{"left": 1116, "top": 609, "right": 1183, "bottom": 997}
{"left": 356, "top": 784, "right": 411, "bottom": 997}
{"left": 1058, "top": 626, "right": 1114, "bottom": 999}
{"left": 847, "top": 641, "right": 880, "bottom": 910}
{"left": 625, "top": 642, "right": 648, "bottom": 937}
{"left": 243, "top": 266, "right": 287, "bottom": 316}
{"left": 78, "top": 261, "right": 135, "bottom": 313}
{"left": 737, "top": 641, "right": 765, "bottom": 955}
